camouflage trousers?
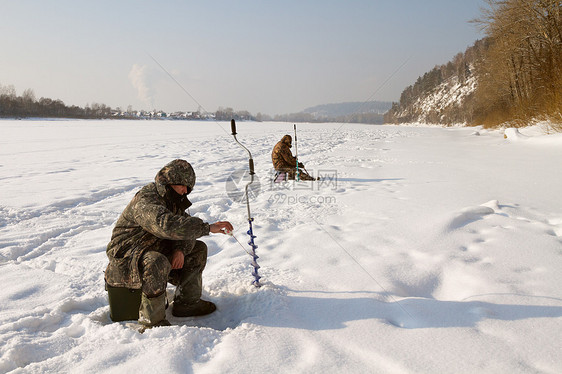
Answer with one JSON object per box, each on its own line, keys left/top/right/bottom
{"left": 139, "top": 240, "right": 208, "bottom": 304}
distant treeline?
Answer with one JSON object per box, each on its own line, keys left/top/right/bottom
{"left": 0, "top": 84, "right": 387, "bottom": 124}
{"left": 0, "top": 86, "right": 258, "bottom": 121}
{"left": 271, "top": 111, "right": 385, "bottom": 124}
{"left": 0, "top": 85, "right": 113, "bottom": 119}
{"left": 219, "top": 103, "right": 387, "bottom": 124}
{"left": 386, "top": 0, "right": 562, "bottom": 128}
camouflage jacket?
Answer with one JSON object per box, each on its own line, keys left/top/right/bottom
{"left": 105, "top": 160, "right": 210, "bottom": 289}
{"left": 272, "top": 135, "right": 297, "bottom": 170}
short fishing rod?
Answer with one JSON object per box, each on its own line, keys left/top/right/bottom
{"left": 230, "top": 119, "right": 261, "bottom": 287}
{"left": 294, "top": 124, "right": 300, "bottom": 181}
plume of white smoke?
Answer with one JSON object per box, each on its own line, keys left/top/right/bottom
{"left": 128, "top": 64, "right": 155, "bottom": 109}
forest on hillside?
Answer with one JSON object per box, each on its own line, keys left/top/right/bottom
{"left": 384, "top": 40, "right": 486, "bottom": 125}
{"left": 385, "top": 0, "right": 562, "bottom": 129}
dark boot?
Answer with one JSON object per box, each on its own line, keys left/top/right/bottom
{"left": 172, "top": 299, "right": 216, "bottom": 317}
{"left": 170, "top": 241, "right": 207, "bottom": 306}
{"left": 168, "top": 241, "right": 215, "bottom": 317}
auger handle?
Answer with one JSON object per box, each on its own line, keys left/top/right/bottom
{"left": 231, "top": 119, "right": 254, "bottom": 175}
{"left": 248, "top": 159, "right": 255, "bottom": 175}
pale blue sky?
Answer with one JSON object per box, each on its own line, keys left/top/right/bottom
{"left": 0, "top": 0, "right": 486, "bottom": 115}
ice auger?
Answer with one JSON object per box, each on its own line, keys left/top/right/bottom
{"left": 230, "top": 119, "right": 261, "bottom": 287}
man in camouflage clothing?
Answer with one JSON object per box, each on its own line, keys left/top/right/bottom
{"left": 271, "top": 134, "right": 316, "bottom": 181}
{"left": 105, "top": 159, "right": 233, "bottom": 329}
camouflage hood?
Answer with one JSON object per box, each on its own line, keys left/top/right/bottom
{"left": 155, "top": 159, "right": 196, "bottom": 197}
{"left": 281, "top": 134, "right": 292, "bottom": 147}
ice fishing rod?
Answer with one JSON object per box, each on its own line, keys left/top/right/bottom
{"left": 230, "top": 119, "right": 261, "bottom": 287}
{"left": 294, "top": 124, "right": 300, "bottom": 181}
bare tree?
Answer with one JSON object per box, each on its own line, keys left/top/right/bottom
{"left": 473, "top": 0, "right": 562, "bottom": 125}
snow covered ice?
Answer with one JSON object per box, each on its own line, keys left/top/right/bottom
{"left": 1, "top": 119, "right": 561, "bottom": 373}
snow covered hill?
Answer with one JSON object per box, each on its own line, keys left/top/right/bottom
{"left": 1, "top": 120, "right": 561, "bottom": 373}
{"left": 396, "top": 74, "right": 477, "bottom": 124}
{"left": 387, "top": 71, "right": 477, "bottom": 125}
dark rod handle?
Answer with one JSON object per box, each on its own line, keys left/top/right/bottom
{"left": 231, "top": 119, "right": 237, "bottom": 135}
{"left": 249, "top": 158, "right": 255, "bottom": 175}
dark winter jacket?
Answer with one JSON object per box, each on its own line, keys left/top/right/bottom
{"left": 105, "top": 159, "right": 210, "bottom": 289}
{"left": 272, "top": 135, "right": 297, "bottom": 171}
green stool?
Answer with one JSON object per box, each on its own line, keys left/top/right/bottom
{"left": 106, "top": 282, "right": 142, "bottom": 322}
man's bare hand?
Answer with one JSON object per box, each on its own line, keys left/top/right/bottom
{"left": 210, "top": 221, "right": 234, "bottom": 234}
{"left": 171, "top": 250, "right": 184, "bottom": 269}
